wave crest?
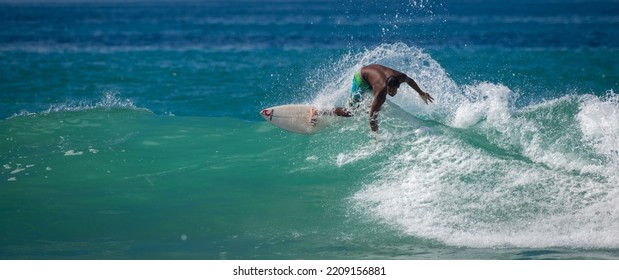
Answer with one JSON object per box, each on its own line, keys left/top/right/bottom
{"left": 10, "top": 92, "right": 148, "bottom": 119}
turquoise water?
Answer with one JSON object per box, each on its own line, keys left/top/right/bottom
{"left": 1, "top": 0, "right": 618, "bottom": 259}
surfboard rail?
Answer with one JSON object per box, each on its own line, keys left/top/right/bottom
{"left": 259, "top": 104, "right": 327, "bottom": 134}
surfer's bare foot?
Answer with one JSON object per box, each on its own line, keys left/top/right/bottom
{"left": 334, "top": 107, "right": 352, "bottom": 117}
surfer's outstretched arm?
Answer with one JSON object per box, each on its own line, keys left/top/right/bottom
{"left": 405, "top": 77, "right": 434, "bottom": 104}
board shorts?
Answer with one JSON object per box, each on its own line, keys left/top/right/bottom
{"left": 350, "top": 70, "right": 371, "bottom": 107}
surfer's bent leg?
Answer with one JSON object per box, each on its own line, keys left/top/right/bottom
{"left": 342, "top": 70, "right": 371, "bottom": 116}
{"left": 317, "top": 70, "right": 369, "bottom": 118}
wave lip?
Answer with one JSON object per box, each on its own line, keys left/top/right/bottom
{"left": 9, "top": 92, "right": 149, "bottom": 119}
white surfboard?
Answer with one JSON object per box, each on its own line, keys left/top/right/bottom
{"left": 259, "top": 104, "right": 329, "bottom": 134}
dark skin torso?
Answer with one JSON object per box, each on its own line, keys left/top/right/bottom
{"left": 359, "top": 64, "right": 433, "bottom": 131}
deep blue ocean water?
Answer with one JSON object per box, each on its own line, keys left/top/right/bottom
{"left": 1, "top": 0, "right": 618, "bottom": 259}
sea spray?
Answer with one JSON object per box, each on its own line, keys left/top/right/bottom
{"left": 310, "top": 43, "right": 460, "bottom": 121}
{"left": 577, "top": 90, "right": 619, "bottom": 159}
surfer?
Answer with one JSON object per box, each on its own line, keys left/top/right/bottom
{"left": 335, "top": 64, "right": 434, "bottom": 132}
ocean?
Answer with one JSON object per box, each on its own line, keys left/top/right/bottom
{"left": 1, "top": 0, "right": 618, "bottom": 260}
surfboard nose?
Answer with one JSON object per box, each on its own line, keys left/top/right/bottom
{"left": 259, "top": 108, "right": 273, "bottom": 121}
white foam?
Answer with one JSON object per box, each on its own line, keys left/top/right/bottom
{"left": 64, "top": 150, "right": 83, "bottom": 156}
{"left": 10, "top": 167, "right": 25, "bottom": 174}
{"left": 336, "top": 148, "right": 376, "bottom": 167}
{"left": 451, "top": 83, "right": 514, "bottom": 128}
{"left": 353, "top": 131, "right": 619, "bottom": 248}
{"left": 414, "top": 126, "right": 432, "bottom": 136}
{"left": 305, "top": 156, "right": 318, "bottom": 161}
{"left": 577, "top": 92, "right": 619, "bottom": 159}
